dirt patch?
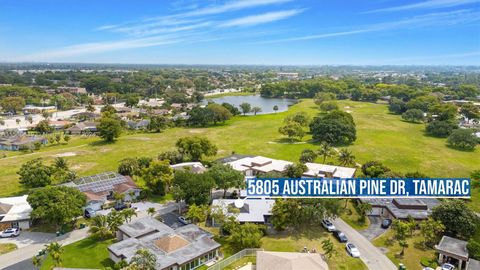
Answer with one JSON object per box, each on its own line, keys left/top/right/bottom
{"left": 126, "top": 137, "right": 152, "bottom": 141}
{"left": 267, "top": 141, "right": 307, "bottom": 145}
{"left": 52, "top": 152, "right": 77, "bottom": 157}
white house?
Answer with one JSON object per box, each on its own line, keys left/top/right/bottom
{"left": 211, "top": 198, "right": 275, "bottom": 224}
{"left": 0, "top": 195, "right": 32, "bottom": 230}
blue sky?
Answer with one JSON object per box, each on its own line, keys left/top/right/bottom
{"left": 0, "top": 0, "right": 479, "bottom": 65}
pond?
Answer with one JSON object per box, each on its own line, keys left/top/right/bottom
{"left": 204, "top": 95, "right": 297, "bottom": 115}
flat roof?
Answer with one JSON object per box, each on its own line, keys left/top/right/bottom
{"left": 212, "top": 198, "right": 274, "bottom": 223}
{"left": 435, "top": 236, "right": 469, "bottom": 260}
{"left": 359, "top": 198, "right": 440, "bottom": 219}
{"left": 0, "top": 195, "right": 32, "bottom": 222}
{"left": 109, "top": 217, "right": 220, "bottom": 268}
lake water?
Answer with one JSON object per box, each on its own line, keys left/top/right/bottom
{"left": 204, "top": 95, "right": 297, "bottom": 115}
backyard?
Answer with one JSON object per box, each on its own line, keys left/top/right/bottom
{"left": 0, "top": 99, "right": 478, "bottom": 207}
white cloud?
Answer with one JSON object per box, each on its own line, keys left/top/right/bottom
{"left": 218, "top": 9, "right": 304, "bottom": 27}
{"left": 260, "top": 9, "right": 480, "bottom": 43}
{"left": 365, "top": 0, "right": 479, "bottom": 13}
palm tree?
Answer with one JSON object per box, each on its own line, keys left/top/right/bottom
{"left": 32, "top": 255, "right": 43, "bottom": 269}
{"left": 130, "top": 249, "right": 157, "bottom": 270}
{"left": 338, "top": 149, "right": 356, "bottom": 166}
{"left": 89, "top": 215, "right": 112, "bottom": 239}
{"left": 107, "top": 210, "right": 124, "bottom": 233}
{"left": 45, "top": 242, "right": 63, "bottom": 267}
{"left": 147, "top": 207, "right": 156, "bottom": 217}
{"left": 121, "top": 208, "right": 137, "bottom": 223}
{"left": 317, "top": 142, "right": 335, "bottom": 164}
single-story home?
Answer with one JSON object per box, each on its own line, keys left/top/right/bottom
{"left": 0, "top": 135, "right": 47, "bottom": 151}
{"left": 358, "top": 198, "right": 440, "bottom": 220}
{"left": 221, "top": 155, "right": 356, "bottom": 179}
{"left": 127, "top": 119, "right": 150, "bottom": 130}
{"left": 211, "top": 198, "right": 274, "bottom": 225}
{"left": 63, "top": 172, "right": 141, "bottom": 211}
{"left": 108, "top": 216, "right": 221, "bottom": 270}
{"left": 0, "top": 195, "right": 32, "bottom": 230}
{"left": 170, "top": 162, "right": 207, "bottom": 174}
{"left": 66, "top": 122, "right": 97, "bottom": 135}
{"left": 256, "top": 251, "right": 329, "bottom": 270}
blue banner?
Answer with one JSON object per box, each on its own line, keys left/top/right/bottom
{"left": 246, "top": 178, "right": 471, "bottom": 198}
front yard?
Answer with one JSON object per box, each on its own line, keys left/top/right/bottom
{"left": 372, "top": 229, "right": 437, "bottom": 270}
{"left": 40, "top": 237, "right": 115, "bottom": 270}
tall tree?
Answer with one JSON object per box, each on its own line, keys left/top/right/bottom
{"left": 0, "top": 96, "right": 25, "bottom": 114}
{"left": 318, "top": 142, "right": 336, "bottom": 163}
{"left": 142, "top": 160, "right": 174, "bottom": 195}
{"left": 278, "top": 122, "right": 305, "bottom": 141}
{"left": 227, "top": 223, "right": 264, "bottom": 251}
{"left": 28, "top": 186, "right": 86, "bottom": 229}
{"left": 130, "top": 249, "right": 157, "bottom": 270}
{"left": 172, "top": 171, "right": 215, "bottom": 205}
{"left": 391, "top": 220, "right": 410, "bottom": 256}
{"left": 239, "top": 102, "right": 251, "bottom": 116}
{"left": 175, "top": 136, "right": 217, "bottom": 161}
{"left": 251, "top": 106, "right": 262, "bottom": 115}
{"left": 431, "top": 200, "right": 478, "bottom": 239}
{"left": 18, "top": 158, "right": 52, "bottom": 188}
{"left": 45, "top": 242, "right": 63, "bottom": 267}
{"left": 97, "top": 115, "right": 122, "bottom": 142}
{"left": 207, "top": 163, "right": 245, "bottom": 198}
{"left": 337, "top": 148, "right": 355, "bottom": 166}
{"left": 419, "top": 218, "right": 445, "bottom": 248}
{"left": 299, "top": 149, "right": 317, "bottom": 163}
{"left": 309, "top": 110, "right": 356, "bottom": 145}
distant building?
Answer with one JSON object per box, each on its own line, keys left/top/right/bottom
{"left": 211, "top": 198, "right": 274, "bottom": 224}
{"left": 66, "top": 122, "right": 97, "bottom": 135}
{"left": 222, "top": 155, "right": 356, "bottom": 179}
{"left": 63, "top": 172, "right": 141, "bottom": 211}
{"left": 358, "top": 198, "right": 440, "bottom": 220}
{"left": 108, "top": 216, "right": 221, "bottom": 270}
{"left": 0, "top": 135, "right": 47, "bottom": 151}
{"left": 0, "top": 195, "right": 32, "bottom": 230}
{"left": 23, "top": 105, "right": 56, "bottom": 114}
{"left": 256, "top": 251, "right": 329, "bottom": 270}
{"left": 277, "top": 72, "right": 299, "bottom": 80}
{"left": 127, "top": 119, "right": 150, "bottom": 130}
{"left": 57, "top": 86, "right": 87, "bottom": 95}
{"left": 138, "top": 98, "right": 165, "bottom": 108}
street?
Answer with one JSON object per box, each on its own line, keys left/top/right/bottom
{"left": 333, "top": 218, "right": 397, "bottom": 270}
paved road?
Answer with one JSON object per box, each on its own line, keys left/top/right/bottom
{"left": 333, "top": 218, "right": 397, "bottom": 270}
{"left": 0, "top": 227, "right": 89, "bottom": 269}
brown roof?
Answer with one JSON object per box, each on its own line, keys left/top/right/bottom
{"left": 154, "top": 235, "right": 190, "bottom": 253}
{"left": 84, "top": 191, "right": 104, "bottom": 202}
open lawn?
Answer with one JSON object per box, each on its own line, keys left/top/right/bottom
{"left": 40, "top": 237, "right": 115, "bottom": 270}
{"left": 339, "top": 200, "right": 370, "bottom": 230}
{"left": 372, "top": 229, "right": 437, "bottom": 270}
{"left": 261, "top": 226, "right": 367, "bottom": 270}
{"left": 0, "top": 243, "right": 17, "bottom": 255}
{"left": 1, "top": 99, "right": 478, "bottom": 206}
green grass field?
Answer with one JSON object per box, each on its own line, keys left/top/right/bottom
{"left": 1, "top": 99, "right": 478, "bottom": 206}
{"left": 0, "top": 243, "right": 17, "bottom": 255}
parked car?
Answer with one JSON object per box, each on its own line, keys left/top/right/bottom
{"left": 333, "top": 230, "right": 348, "bottom": 242}
{"left": 114, "top": 202, "right": 129, "bottom": 211}
{"left": 381, "top": 219, "right": 392, "bottom": 229}
{"left": 178, "top": 216, "right": 191, "bottom": 225}
{"left": 422, "top": 267, "right": 435, "bottom": 270}
{"left": 321, "top": 219, "right": 336, "bottom": 232}
{"left": 84, "top": 208, "right": 96, "bottom": 218}
{"left": 1, "top": 228, "right": 20, "bottom": 238}
{"left": 346, "top": 242, "right": 360, "bottom": 258}
{"left": 441, "top": 263, "right": 455, "bottom": 270}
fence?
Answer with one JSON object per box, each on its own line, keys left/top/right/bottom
{"left": 206, "top": 248, "right": 263, "bottom": 270}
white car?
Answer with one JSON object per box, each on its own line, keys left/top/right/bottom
{"left": 422, "top": 267, "right": 435, "bottom": 270}
{"left": 178, "top": 216, "right": 191, "bottom": 225}
{"left": 346, "top": 242, "right": 360, "bottom": 258}
{"left": 321, "top": 219, "right": 336, "bottom": 232}
{"left": 1, "top": 228, "right": 20, "bottom": 238}
{"left": 441, "top": 263, "right": 455, "bottom": 270}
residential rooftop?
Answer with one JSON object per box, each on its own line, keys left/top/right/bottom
{"left": 359, "top": 197, "right": 440, "bottom": 219}
{"left": 211, "top": 198, "right": 274, "bottom": 223}
{"left": 435, "top": 236, "right": 469, "bottom": 260}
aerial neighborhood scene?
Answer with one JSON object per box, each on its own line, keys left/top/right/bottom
{"left": 0, "top": 1, "right": 479, "bottom": 270}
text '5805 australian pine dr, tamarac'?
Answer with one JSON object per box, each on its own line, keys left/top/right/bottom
{"left": 246, "top": 178, "right": 471, "bottom": 198}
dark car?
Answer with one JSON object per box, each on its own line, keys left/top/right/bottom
{"left": 333, "top": 230, "right": 348, "bottom": 242}
{"left": 114, "top": 202, "right": 129, "bottom": 211}
{"left": 381, "top": 219, "right": 392, "bottom": 229}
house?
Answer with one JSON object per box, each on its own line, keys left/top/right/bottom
{"left": 0, "top": 135, "right": 47, "bottom": 151}
{"left": 211, "top": 198, "right": 274, "bottom": 225}
{"left": 127, "top": 119, "right": 150, "bottom": 130}
{"left": 170, "top": 162, "right": 207, "bottom": 174}
{"left": 0, "top": 195, "right": 32, "bottom": 230}
{"left": 57, "top": 86, "right": 87, "bottom": 94}
{"left": 63, "top": 172, "right": 141, "bottom": 211}
{"left": 138, "top": 98, "right": 165, "bottom": 108}
{"left": 66, "top": 122, "right": 97, "bottom": 135}
{"left": 256, "top": 251, "right": 329, "bottom": 270}
{"left": 358, "top": 198, "right": 440, "bottom": 220}
{"left": 222, "top": 155, "right": 356, "bottom": 178}
{"left": 435, "top": 236, "right": 471, "bottom": 270}
{"left": 71, "top": 112, "right": 100, "bottom": 121}
{"left": 108, "top": 216, "right": 221, "bottom": 270}
{"left": 48, "top": 120, "right": 72, "bottom": 131}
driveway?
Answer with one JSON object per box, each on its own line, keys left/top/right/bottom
{"left": 160, "top": 211, "right": 185, "bottom": 229}
{"left": 359, "top": 216, "right": 388, "bottom": 241}
{"left": 333, "top": 218, "right": 397, "bottom": 270}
